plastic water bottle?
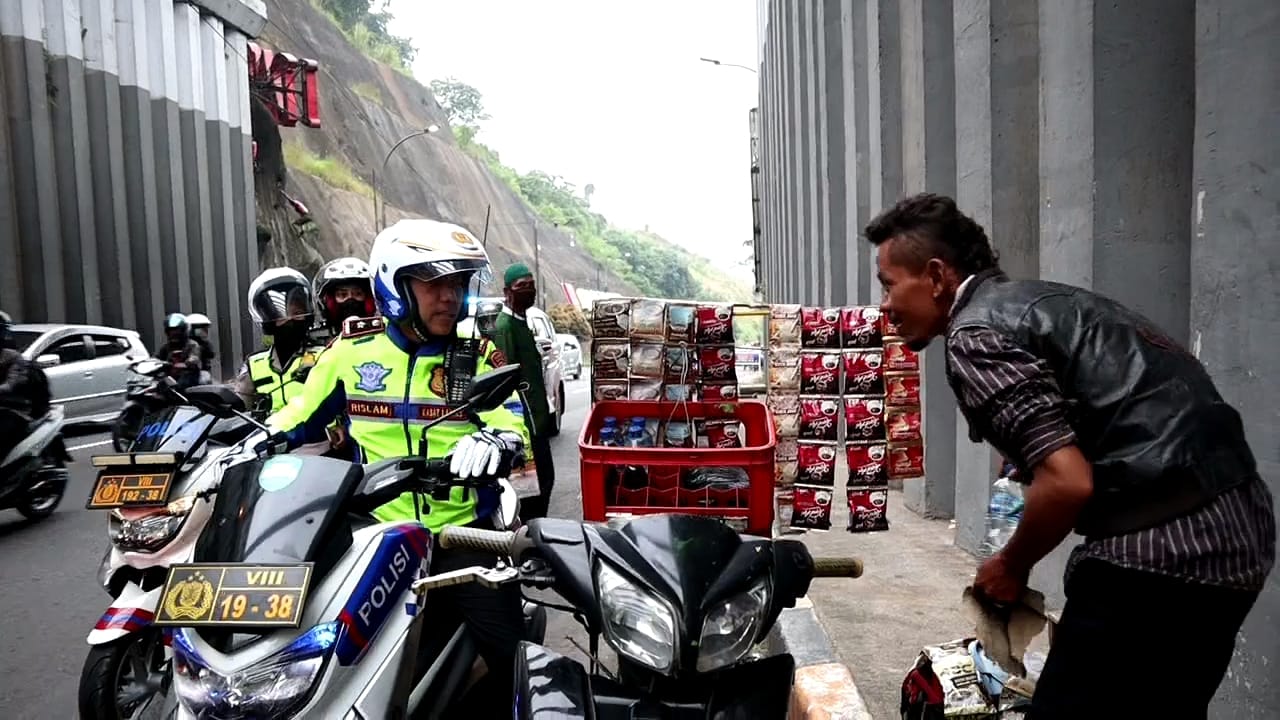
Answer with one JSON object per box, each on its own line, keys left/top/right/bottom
{"left": 599, "top": 426, "right": 617, "bottom": 447}
{"left": 983, "top": 477, "right": 1024, "bottom": 557}
{"left": 622, "top": 422, "right": 652, "bottom": 489}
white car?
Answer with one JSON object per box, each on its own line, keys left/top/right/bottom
{"left": 10, "top": 323, "right": 150, "bottom": 425}
{"left": 556, "top": 333, "right": 583, "bottom": 380}
{"left": 460, "top": 300, "right": 566, "bottom": 436}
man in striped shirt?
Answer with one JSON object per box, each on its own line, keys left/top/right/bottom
{"left": 865, "top": 193, "right": 1274, "bottom": 719}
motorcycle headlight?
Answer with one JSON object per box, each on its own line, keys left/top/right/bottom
{"left": 108, "top": 495, "right": 195, "bottom": 553}
{"left": 696, "top": 578, "right": 770, "bottom": 672}
{"left": 595, "top": 560, "right": 677, "bottom": 674}
{"left": 173, "top": 621, "right": 338, "bottom": 719}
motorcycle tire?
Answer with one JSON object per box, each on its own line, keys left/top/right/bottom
{"left": 16, "top": 465, "right": 66, "bottom": 520}
{"left": 79, "top": 631, "right": 170, "bottom": 720}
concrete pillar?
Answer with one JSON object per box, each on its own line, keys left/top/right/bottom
{"left": 1192, "top": 1, "right": 1280, "bottom": 715}
{"left": 864, "top": 0, "right": 883, "bottom": 301}
{"left": 951, "top": 0, "right": 1040, "bottom": 554}
{"left": 1039, "top": 0, "right": 1195, "bottom": 343}
{"left": 226, "top": 26, "right": 254, "bottom": 368}
{"left": 820, "top": 0, "right": 846, "bottom": 306}
{"left": 174, "top": 4, "right": 217, "bottom": 326}
{"left": 798, "top": 0, "right": 817, "bottom": 304}
{"left": 899, "top": 0, "right": 958, "bottom": 519}
{"left": 845, "top": 0, "right": 870, "bottom": 306}
{"left": 82, "top": 0, "right": 137, "bottom": 331}
{"left": 147, "top": 0, "right": 193, "bottom": 316}
{"left": 782, "top": 0, "right": 799, "bottom": 303}
{"left": 117, "top": 0, "right": 165, "bottom": 348}
{"left": 0, "top": 6, "right": 21, "bottom": 314}
{"left": 876, "top": 0, "right": 903, "bottom": 214}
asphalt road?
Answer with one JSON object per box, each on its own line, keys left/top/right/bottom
{"left": 0, "top": 378, "right": 595, "bottom": 719}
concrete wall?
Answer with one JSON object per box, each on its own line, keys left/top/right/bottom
{"left": 756, "top": 0, "right": 1280, "bottom": 713}
{"left": 0, "top": 0, "right": 264, "bottom": 376}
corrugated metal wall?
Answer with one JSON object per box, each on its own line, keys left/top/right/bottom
{"left": 0, "top": 0, "right": 260, "bottom": 376}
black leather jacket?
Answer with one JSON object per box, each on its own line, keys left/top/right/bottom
{"left": 0, "top": 348, "right": 51, "bottom": 420}
{"left": 948, "top": 270, "right": 1258, "bottom": 538}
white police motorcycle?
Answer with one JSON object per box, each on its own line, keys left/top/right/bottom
{"left": 155, "top": 366, "right": 545, "bottom": 719}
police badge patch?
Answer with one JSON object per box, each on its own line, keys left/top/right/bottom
{"left": 354, "top": 361, "right": 392, "bottom": 392}
{"left": 429, "top": 366, "right": 447, "bottom": 397}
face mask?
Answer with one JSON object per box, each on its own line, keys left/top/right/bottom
{"left": 270, "top": 321, "right": 308, "bottom": 354}
{"left": 334, "top": 299, "right": 366, "bottom": 324}
{"left": 510, "top": 288, "right": 536, "bottom": 313}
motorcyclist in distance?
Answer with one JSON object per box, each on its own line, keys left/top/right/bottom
{"left": 185, "top": 312, "right": 216, "bottom": 384}
{"left": 154, "top": 313, "right": 202, "bottom": 389}
{"left": 0, "top": 311, "right": 52, "bottom": 462}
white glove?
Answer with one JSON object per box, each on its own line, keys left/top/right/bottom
{"left": 448, "top": 430, "right": 523, "bottom": 479}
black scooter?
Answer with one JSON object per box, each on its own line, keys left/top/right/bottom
{"left": 0, "top": 405, "right": 71, "bottom": 521}
{"left": 420, "top": 515, "right": 864, "bottom": 718}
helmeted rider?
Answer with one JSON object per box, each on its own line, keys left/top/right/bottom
{"left": 313, "top": 257, "right": 375, "bottom": 338}
{"left": 0, "top": 310, "right": 53, "bottom": 462}
{"left": 185, "top": 312, "right": 216, "bottom": 384}
{"left": 154, "top": 313, "right": 202, "bottom": 389}
{"left": 264, "top": 218, "right": 529, "bottom": 716}
{"left": 233, "top": 268, "right": 327, "bottom": 418}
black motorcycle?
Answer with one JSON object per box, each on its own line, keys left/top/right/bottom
{"left": 112, "top": 359, "right": 178, "bottom": 452}
{"left": 422, "top": 515, "right": 864, "bottom": 718}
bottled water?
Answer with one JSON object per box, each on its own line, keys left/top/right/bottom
{"left": 983, "top": 477, "right": 1024, "bottom": 557}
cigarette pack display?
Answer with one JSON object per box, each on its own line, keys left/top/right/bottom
{"left": 888, "top": 442, "right": 926, "bottom": 478}
{"left": 774, "top": 461, "right": 798, "bottom": 486}
{"left": 663, "top": 384, "right": 695, "bottom": 402}
{"left": 796, "top": 441, "right": 839, "bottom": 486}
{"left": 769, "top": 304, "right": 802, "bottom": 345}
{"left": 846, "top": 442, "right": 889, "bottom": 487}
{"left": 885, "top": 372, "right": 922, "bottom": 407}
{"left": 628, "top": 378, "right": 663, "bottom": 401}
{"left": 846, "top": 487, "right": 890, "bottom": 533}
{"left": 699, "top": 346, "right": 738, "bottom": 383}
{"left": 883, "top": 340, "right": 920, "bottom": 372}
{"left": 881, "top": 313, "right": 904, "bottom": 339}
{"left": 841, "top": 306, "right": 883, "bottom": 349}
{"left": 630, "top": 342, "right": 665, "bottom": 379}
{"left": 592, "top": 379, "right": 629, "bottom": 403}
{"left": 886, "top": 406, "right": 923, "bottom": 443}
{"left": 701, "top": 383, "right": 739, "bottom": 402}
{"left": 630, "top": 298, "right": 668, "bottom": 341}
{"left": 592, "top": 298, "right": 631, "bottom": 338}
{"left": 844, "top": 396, "right": 886, "bottom": 441}
{"left": 799, "top": 398, "right": 841, "bottom": 441}
{"left": 666, "top": 303, "right": 696, "bottom": 344}
{"left": 593, "top": 340, "right": 630, "bottom": 379}
{"left": 801, "top": 307, "right": 842, "bottom": 348}
{"left": 842, "top": 350, "right": 885, "bottom": 395}
{"left": 664, "top": 345, "right": 698, "bottom": 382}
{"left": 696, "top": 304, "right": 735, "bottom": 345}
{"left": 799, "top": 351, "right": 842, "bottom": 395}
{"left": 768, "top": 347, "right": 802, "bottom": 391}
{"left": 791, "top": 484, "right": 834, "bottom": 531}
{"left": 775, "top": 437, "right": 799, "bottom": 463}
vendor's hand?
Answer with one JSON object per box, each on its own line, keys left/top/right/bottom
{"left": 974, "top": 551, "right": 1028, "bottom": 606}
{"left": 449, "top": 430, "right": 523, "bottom": 479}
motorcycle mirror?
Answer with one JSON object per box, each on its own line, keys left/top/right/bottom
{"left": 183, "top": 385, "right": 244, "bottom": 419}
{"left": 464, "top": 365, "right": 523, "bottom": 413}
{"left": 129, "top": 358, "right": 167, "bottom": 376}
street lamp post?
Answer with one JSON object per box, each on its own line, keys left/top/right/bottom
{"left": 373, "top": 124, "right": 440, "bottom": 232}
{"left": 699, "top": 57, "right": 758, "bottom": 74}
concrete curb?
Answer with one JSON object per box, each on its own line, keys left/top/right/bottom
{"left": 767, "top": 596, "right": 875, "bottom": 719}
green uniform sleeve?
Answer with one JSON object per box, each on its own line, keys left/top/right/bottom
{"left": 267, "top": 340, "right": 344, "bottom": 434}
{"left": 476, "top": 342, "right": 532, "bottom": 453}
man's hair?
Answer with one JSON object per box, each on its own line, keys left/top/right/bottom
{"left": 863, "top": 193, "right": 999, "bottom": 275}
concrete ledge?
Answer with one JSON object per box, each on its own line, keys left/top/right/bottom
{"left": 767, "top": 600, "right": 875, "bottom": 719}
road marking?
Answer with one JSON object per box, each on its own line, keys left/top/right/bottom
{"left": 69, "top": 439, "right": 113, "bottom": 452}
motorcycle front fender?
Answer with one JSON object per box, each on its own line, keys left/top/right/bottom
{"left": 87, "top": 581, "right": 162, "bottom": 645}
{"left": 514, "top": 642, "right": 796, "bottom": 720}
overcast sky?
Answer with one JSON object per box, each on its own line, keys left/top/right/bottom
{"left": 388, "top": 1, "right": 758, "bottom": 276}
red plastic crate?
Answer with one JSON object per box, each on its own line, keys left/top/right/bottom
{"left": 578, "top": 400, "right": 777, "bottom": 535}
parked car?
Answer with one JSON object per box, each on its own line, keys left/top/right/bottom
{"left": 10, "top": 323, "right": 150, "bottom": 426}
{"left": 556, "top": 333, "right": 583, "bottom": 380}
{"left": 460, "top": 299, "right": 566, "bottom": 436}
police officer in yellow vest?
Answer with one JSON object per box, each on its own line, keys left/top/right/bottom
{"left": 233, "top": 268, "right": 327, "bottom": 419}
{"left": 264, "top": 218, "right": 529, "bottom": 717}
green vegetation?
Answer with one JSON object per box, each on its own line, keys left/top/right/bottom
{"left": 431, "top": 78, "right": 752, "bottom": 303}
{"left": 351, "top": 82, "right": 383, "bottom": 105}
{"left": 283, "top": 140, "right": 374, "bottom": 198}
{"left": 311, "top": 0, "right": 415, "bottom": 75}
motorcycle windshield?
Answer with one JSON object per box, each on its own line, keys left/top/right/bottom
{"left": 131, "top": 406, "right": 216, "bottom": 455}
{"left": 194, "top": 455, "right": 360, "bottom": 567}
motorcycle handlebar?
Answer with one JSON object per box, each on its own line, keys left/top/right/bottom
{"left": 438, "top": 526, "right": 516, "bottom": 555}
{"left": 811, "top": 556, "right": 864, "bottom": 579}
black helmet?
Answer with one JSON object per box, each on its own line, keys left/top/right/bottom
{"left": 0, "top": 310, "right": 11, "bottom": 349}
{"left": 165, "top": 313, "right": 189, "bottom": 340}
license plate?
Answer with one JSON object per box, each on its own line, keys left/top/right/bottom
{"left": 153, "top": 563, "right": 314, "bottom": 628}
{"left": 85, "top": 468, "right": 175, "bottom": 509}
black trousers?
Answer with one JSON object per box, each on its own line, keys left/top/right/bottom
{"left": 519, "top": 434, "right": 556, "bottom": 520}
{"left": 1029, "top": 559, "right": 1258, "bottom": 719}
{"left": 418, "top": 520, "right": 524, "bottom": 718}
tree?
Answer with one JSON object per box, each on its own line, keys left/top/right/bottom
{"left": 429, "top": 78, "right": 491, "bottom": 130}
